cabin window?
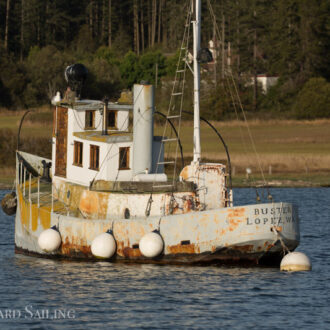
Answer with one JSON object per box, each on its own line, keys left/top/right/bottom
{"left": 119, "top": 147, "right": 130, "bottom": 170}
{"left": 107, "top": 110, "right": 117, "bottom": 129}
{"left": 90, "top": 145, "right": 100, "bottom": 171}
{"left": 85, "top": 110, "right": 95, "bottom": 129}
{"left": 73, "top": 141, "right": 83, "bottom": 167}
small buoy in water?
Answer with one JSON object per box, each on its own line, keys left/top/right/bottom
{"left": 280, "top": 252, "right": 312, "bottom": 272}
{"left": 1, "top": 192, "right": 17, "bottom": 215}
{"left": 91, "top": 230, "right": 116, "bottom": 259}
{"left": 38, "top": 226, "right": 62, "bottom": 252}
{"left": 139, "top": 231, "right": 164, "bottom": 258}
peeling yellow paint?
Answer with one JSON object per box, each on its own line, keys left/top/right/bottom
{"left": 31, "top": 204, "right": 39, "bottom": 231}
{"left": 19, "top": 191, "right": 30, "bottom": 228}
{"left": 39, "top": 206, "right": 51, "bottom": 229}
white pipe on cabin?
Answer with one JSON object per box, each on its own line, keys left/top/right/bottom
{"left": 193, "top": 0, "right": 201, "bottom": 163}
{"left": 133, "top": 84, "right": 154, "bottom": 175}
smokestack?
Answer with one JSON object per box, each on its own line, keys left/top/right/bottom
{"left": 133, "top": 84, "right": 154, "bottom": 175}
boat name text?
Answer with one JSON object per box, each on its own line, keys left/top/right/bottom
{"left": 246, "top": 206, "right": 294, "bottom": 225}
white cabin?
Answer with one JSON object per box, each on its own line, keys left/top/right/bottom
{"left": 51, "top": 84, "right": 165, "bottom": 187}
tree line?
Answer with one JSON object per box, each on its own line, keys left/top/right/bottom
{"left": 0, "top": 0, "right": 329, "bottom": 119}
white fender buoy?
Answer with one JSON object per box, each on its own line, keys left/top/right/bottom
{"left": 91, "top": 230, "right": 116, "bottom": 259}
{"left": 139, "top": 231, "right": 164, "bottom": 258}
{"left": 38, "top": 227, "right": 62, "bottom": 252}
{"left": 280, "top": 252, "right": 312, "bottom": 272}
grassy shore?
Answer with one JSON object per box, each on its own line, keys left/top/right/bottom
{"left": 0, "top": 109, "right": 329, "bottom": 188}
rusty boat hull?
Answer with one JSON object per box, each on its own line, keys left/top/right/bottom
{"left": 15, "top": 179, "right": 299, "bottom": 265}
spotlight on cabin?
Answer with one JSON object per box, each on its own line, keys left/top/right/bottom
{"left": 64, "top": 63, "right": 88, "bottom": 100}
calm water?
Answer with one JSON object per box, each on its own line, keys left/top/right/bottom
{"left": 0, "top": 188, "right": 329, "bottom": 329}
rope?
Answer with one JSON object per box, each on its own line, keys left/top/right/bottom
{"left": 11, "top": 179, "right": 16, "bottom": 193}
{"left": 272, "top": 226, "right": 290, "bottom": 255}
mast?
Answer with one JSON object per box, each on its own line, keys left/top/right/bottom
{"left": 193, "top": 0, "right": 201, "bottom": 163}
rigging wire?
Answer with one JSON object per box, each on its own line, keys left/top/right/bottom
{"left": 229, "top": 72, "right": 267, "bottom": 186}
{"left": 155, "top": 111, "right": 185, "bottom": 169}
{"left": 224, "top": 72, "right": 258, "bottom": 188}
{"left": 207, "top": 0, "right": 268, "bottom": 196}
{"left": 72, "top": 108, "right": 87, "bottom": 130}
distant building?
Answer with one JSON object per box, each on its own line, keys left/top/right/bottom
{"left": 254, "top": 74, "right": 279, "bottom": 93}
{"left": 244, "top": 74, "right": 279, "bottom": 94}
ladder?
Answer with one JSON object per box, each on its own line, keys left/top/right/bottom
{"left": 153, "top": 3, "right": 193, "bottom": 192}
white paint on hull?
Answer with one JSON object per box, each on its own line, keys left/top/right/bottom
{"left": 15, "top": 197, "right": 299, "bottom": 261}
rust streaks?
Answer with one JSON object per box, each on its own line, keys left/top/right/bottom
{"left": 183, "top": 197, "right": 194, "bottom": 213}
{"left": 79, "top": 191, "right": 98, "bottom": 215}
{"left": 167, "top": 243, "right": 200, "bottom": 254}
{"left": 123, "top": 246, "right": 142, "bottom": 258}
{"left": 180, "top": 166, "right": 189, "bottom": 180}
{"left": 227, "top": 207, "right": 246, "bottom": 232}
{"left": 199, "top": 165, "right": 224, "bottom": 173}
{"left": 228, "top": 207, "right": 246, "bottom": 218}
{"left": 61, "top": 237, "right": 91, "bottom": 256}
{"left": 264, "top": 240, "right": 275, "bottom": 252}
{"left": 117, "top": 238, "right": 143, "bottom": 258}
{"left": 116, "top": 241, "right": 125, "bottom": 257}
{"left": 228, "top": 219, "right": 241, "bottom": 231}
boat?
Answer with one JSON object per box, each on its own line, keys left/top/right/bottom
{"left": 11, "top": 0, "right": 299, "bottom": 265}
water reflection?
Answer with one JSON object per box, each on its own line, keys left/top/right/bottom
{"left": 0, "top": 188, "right": 330, "bottom": 328}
